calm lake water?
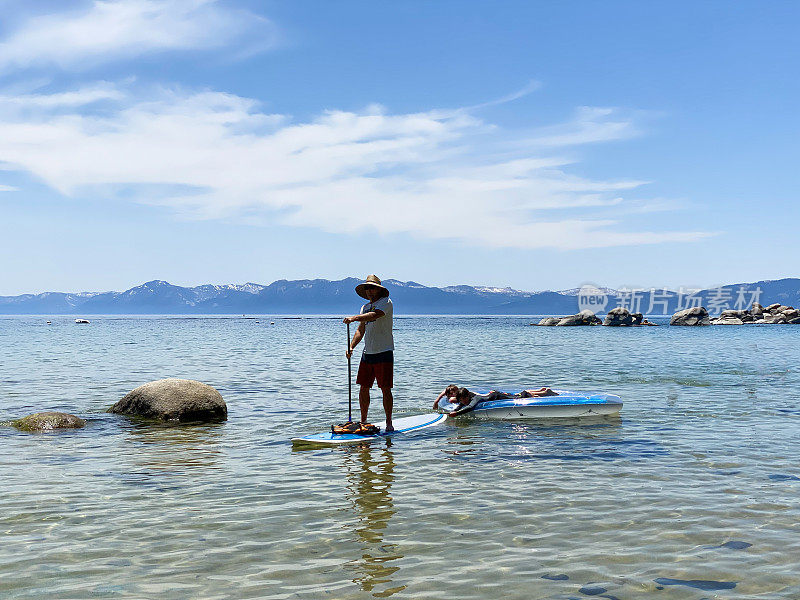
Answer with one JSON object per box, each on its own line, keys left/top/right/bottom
{"left": 1, "top": 315, "right": 799, "bottom": 599}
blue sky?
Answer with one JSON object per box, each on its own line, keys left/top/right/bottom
{"left": 0, "top": 1, "right": 798, "bottom": 294}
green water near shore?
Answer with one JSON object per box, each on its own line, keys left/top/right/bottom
{"left": 1, "top": 316, "right": 799, "bottom": 598}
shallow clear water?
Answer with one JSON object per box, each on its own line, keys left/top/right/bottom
{"left": 1, "top": 315, "right": 799, "bottom": 599}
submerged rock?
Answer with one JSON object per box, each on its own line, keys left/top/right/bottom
{"left": 110, "top": 378, "right": 227, "bottom": 423}
{"left": 670, "top": 306, "right": 711, "bottom": 326}
{"left": 12, "top": 412, "right": 85, "bottom": 432}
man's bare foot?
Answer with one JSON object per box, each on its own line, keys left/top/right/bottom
{"left": 385, "top": 423, "right": 394, "bottom": 432}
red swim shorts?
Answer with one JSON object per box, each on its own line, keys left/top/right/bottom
{"left": 356, "top": 351, "right": 394, "bottom": 389}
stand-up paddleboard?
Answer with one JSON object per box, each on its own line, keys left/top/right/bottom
{"left": 292, "top": 413, "right": 446, "bottom": 447}
{"left": 438, "top": 390, "right": 622, "bottom": 420}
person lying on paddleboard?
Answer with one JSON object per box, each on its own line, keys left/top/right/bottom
{"left": 432, "top": 384, "right": 460, "bottom": 409}
{"left": 447, "top": 386, "right": 558, "bottom": 416}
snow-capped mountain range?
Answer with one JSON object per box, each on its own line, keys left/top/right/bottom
{"left": 1, "top": 277, "right": 798, "bottom": 315}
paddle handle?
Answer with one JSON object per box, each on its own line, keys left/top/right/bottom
{"left": 346, "top": 321, "right": 352, "bottom": 422}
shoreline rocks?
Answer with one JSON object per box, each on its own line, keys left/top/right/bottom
{"left": 12, "top": 412, "right": 85, "bottom": 432}
{"left": 109, "top": 378, "right": 227, "bottom": 423}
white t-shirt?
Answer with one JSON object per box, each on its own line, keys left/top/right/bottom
{"left": 361, "top": 296, "right": 394, "bottom": 354}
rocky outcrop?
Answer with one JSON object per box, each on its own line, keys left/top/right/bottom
{"left": 604, "top": 307, "right": 635, "bottom": 326}
{"left": 714, "top": 316, "right": 744, "bottom": 325}
{"left": 536, "top": 310, "right": 601, "bottom": 326}
{"left": 557, "top": 310, "right": 602, "bottom": 326}
{"left": 109, "top": 379, "right": 227, "bottom": 423}
{"left": 670, "top": 306, "right": 711, "bottom": 326}
{"left": 760, "top": 314, "right": 786, "bottom": 324}
{"left": 783, "top": 308, "right": 800, "bottom": 320}
{"left": 536, "top": 317, "right": 560, "bottom": 326}
{"left": 538, "top": 308, "right": 653, "bottom": 327}
{"left": 12, "top": 412, "right": 85, "bottom": 432}
{"left": 710, "top": 302, "right": 800, "bottom": 325}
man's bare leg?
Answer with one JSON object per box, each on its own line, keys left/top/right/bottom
{"left": 359, "top": 385, "right": 371, "bottom": 423}
{"left": 380, "top": 387, "right": 394, "bottom": 431}
{"left": 522, "top": 387, "right": 557, "bottom": 397}
{"left": 533, "top": 388, "right": 558, "bottom": 397}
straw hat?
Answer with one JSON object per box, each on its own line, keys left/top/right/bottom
{"left": 355, "top": 274, "right": 390, "bottom": 299}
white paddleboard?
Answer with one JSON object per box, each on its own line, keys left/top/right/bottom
{"left": 291, "top": 413, "right": 446, "bottom": 446}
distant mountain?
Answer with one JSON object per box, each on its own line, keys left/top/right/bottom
{"left": 1, "top": 277, "right": 798, "bottom": 316}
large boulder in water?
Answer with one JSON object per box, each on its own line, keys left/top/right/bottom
{"left": 110, "top": 379, "right": 227, "bottom": 423}
{"left": 556, "top": 310, "right": 602, "bottom": 326}
{"left": 604, "top": 307, "right": 635, "bottom": 326}
{"left": 12, "top": 412, "right": 85, "bottom": 432}
{"left": 670, "top": 306, "right": 711, "bottom": 326}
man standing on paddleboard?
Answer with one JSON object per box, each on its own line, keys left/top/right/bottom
{"left": 343, "top": 275, "right": 395, "bottom": 431}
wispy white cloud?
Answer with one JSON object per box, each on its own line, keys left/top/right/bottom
{"left": 0, "top": 184, "right": 18, "bottom": 191}
{"left": 525, "top": 106, "right": 641, "bottom": 147}
{"left": 0, "top": 0, "right": 273, "bottom": 71}
{"left": 462, "top": 80, "right": 542, "bottom": 111}
{"left": 0, "top": 83, "right": 712, "bottom": 250}
{"left": 0, "top": 82, "right": 125, "bottom": 107}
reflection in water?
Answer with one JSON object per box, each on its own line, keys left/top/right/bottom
{"left": 340, "top": 441, "right": 404, "bottom": 597}
{"left": 443, "top": 418, "right": 622, "bottom": 451}
{"left": 122, "top": 421, "right": 224, "bottom": 473}
{"left": 437, "top": 417, "right": 662, "bottom": 464}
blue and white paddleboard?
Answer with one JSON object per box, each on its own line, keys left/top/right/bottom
{"left": 291, "top": 413, "right": 447, "bottom": 446}
{"left": 438, "top": 390, "right": 622, "bottom": 420}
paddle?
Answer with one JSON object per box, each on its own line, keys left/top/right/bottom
{"left": 346, "top": 321, "right": 352, "bottom": 423}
